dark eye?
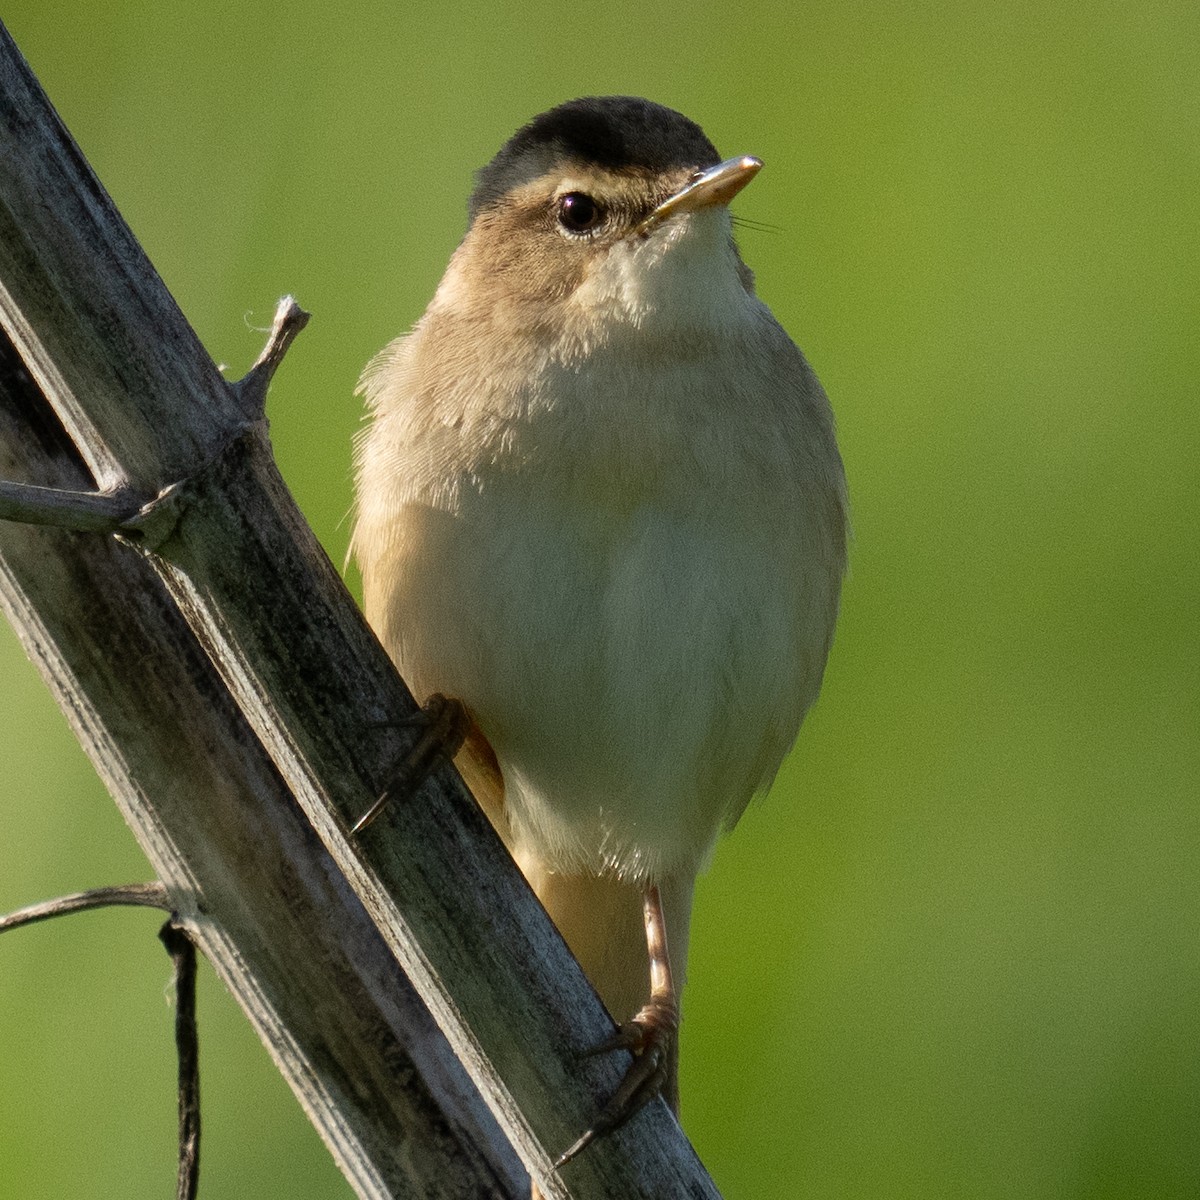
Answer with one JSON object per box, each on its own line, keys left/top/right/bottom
{"left": 557, "top": 192, "right": 605, "bottom": 235}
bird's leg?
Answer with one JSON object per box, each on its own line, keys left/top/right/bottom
{"left": 554, "top": 883, "right": 680, "bottom": 1168}
{"left": 351, "top": 693, "right": 470, "bottom": 833}
{"left": 629, "top": 882, "right": 681, "bottom": 1109}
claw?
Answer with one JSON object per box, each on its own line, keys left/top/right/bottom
{"left": 351, "top": 694, "right": 469, "bottom": 833}
{"left": 555, "top": 885, "right": 681, "bottom": 1168}
{"left": 555, "top": 996, "right": 678, "bottom": 1169}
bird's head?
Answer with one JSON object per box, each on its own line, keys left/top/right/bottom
{"left": 431, "top": 97, "right": 763, "bottom": 339}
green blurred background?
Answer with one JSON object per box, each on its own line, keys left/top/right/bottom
{"left": 2, "top": 3, "right": 1197, "bottom": 1198}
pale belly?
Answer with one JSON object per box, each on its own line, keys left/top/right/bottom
{"left": 380, "top": 472, "right": 819, "bottom": 882}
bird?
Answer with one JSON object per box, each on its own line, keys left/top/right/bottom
{"left": 351, "top": 95, "right": 847, "bottom": 1165}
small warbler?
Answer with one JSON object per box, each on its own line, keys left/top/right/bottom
{"left": 353, "top": 95, "right": 847, "bottom": 1162}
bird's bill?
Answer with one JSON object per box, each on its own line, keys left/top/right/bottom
{"left": 639, "top": 155, "right": 763, "bottom": 233}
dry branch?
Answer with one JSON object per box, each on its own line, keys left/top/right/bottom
{"left": 0, "top": 327, "right": 522, "bottom": 1198}
{"left": 0, "top": 19, "right": 721, "bottom": 1200}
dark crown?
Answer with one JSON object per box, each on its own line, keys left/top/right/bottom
{"left": 468, "top": 97, "right": 721, "bottom": 222}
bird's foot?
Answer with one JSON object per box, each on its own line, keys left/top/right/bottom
{"left": 554, "top": 995, "right": 679, "bottom": 1169}
{"left": 351, "top": 693, "right": 469, "bottom": 833}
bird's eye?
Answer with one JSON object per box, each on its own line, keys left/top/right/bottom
{"left": 557, "top": 192, "right": 605, "bottom": 235}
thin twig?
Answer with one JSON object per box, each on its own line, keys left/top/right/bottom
{"left": 0, "top": 883, "right": 201, "bottom": 1200}
{"left": 159, "top": 921, "right": 201, "bottom": 1200}
{"left": 0, "top": 479, "right": 142, "bottom": 532}
{"left": 0, "top": 881, "right": 169, "bottom": 931}
{"left": 233, "top": 296, "right": 311, "bottom": 419}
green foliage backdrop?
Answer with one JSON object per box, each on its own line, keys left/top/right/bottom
{"left": 1, "top": 3, "right": 1196, "bottom": 1198}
